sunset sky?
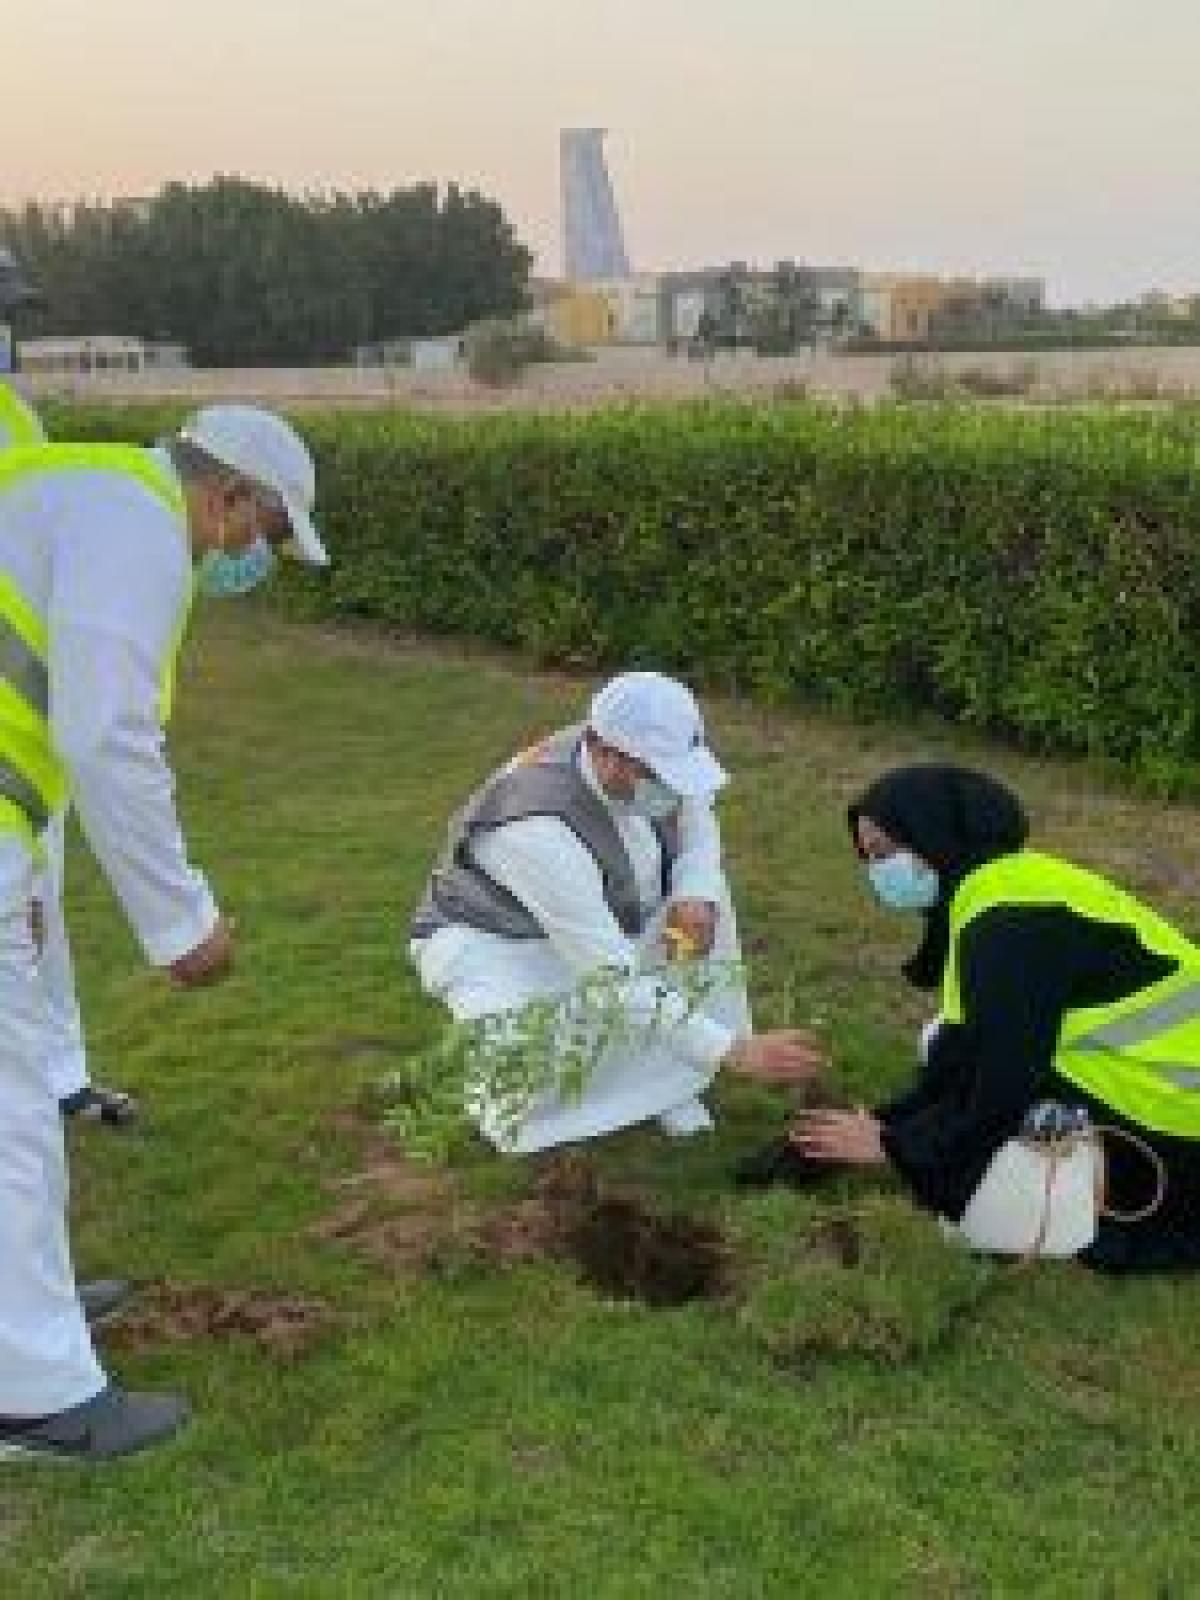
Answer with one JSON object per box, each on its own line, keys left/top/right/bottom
{"left": 5, "top": 0, "right": 1197, "bottom": 304}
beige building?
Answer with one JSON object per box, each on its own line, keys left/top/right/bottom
{"left": 19, "top": 335, "right": 188, "bottom": 375}
{"left": 858, "top": 275, "right": 959, "bottom": 342}
{"left": 858, "top": 273, "right": 1045, "bottom": 342}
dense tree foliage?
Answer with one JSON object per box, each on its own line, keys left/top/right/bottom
{"left": 0, "top": 177, "right": 533, "bottom": 365}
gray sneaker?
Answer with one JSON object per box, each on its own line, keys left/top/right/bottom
{"left": 59, "top": 1084, "right": 140, "bottom": 1128}
{"left": 79, "top": 1279, "right": 131, "bottom": 1326}
{"left": 0, "top": 1385, "right": 189, "bottom": 1461}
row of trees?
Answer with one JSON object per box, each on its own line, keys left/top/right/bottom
{"left": 0, "top": 178, "right": 533, "bottom": 366}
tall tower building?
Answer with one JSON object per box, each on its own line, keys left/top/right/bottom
{"left": 560, "top": 128, "right": 630, "bottom": 281}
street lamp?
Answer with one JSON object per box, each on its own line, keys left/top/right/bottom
{"left": 0, "top": 248, "right": 45, "bottom": 374}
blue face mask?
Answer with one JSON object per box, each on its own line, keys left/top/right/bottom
{"left": 197, "top": 536, "right": 276, "bottom": 599}
{"left": 867, "top": 851, "right": 940, "bottom": 912}
{"left": 630, "top": 776, "right": 681, "bottom": 821}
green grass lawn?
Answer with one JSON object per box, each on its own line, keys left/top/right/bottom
{"left": 5, "top": 605, "right": 1200, "bottom": 1597}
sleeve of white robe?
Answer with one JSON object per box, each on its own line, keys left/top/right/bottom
{"left": 47, "top": 483, "right": 219, "bottom": 967}
{"left": 471, "top": 817, "right": 733, "bottom": 1073}
{"left": 667, "top": 796, "right": 727, "bottom": 904}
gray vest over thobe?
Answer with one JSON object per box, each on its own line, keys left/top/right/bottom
{"left": 411, "top": 725, "right": 677, "bottom": 942}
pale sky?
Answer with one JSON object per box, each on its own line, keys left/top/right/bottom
{"left": 4, "top": 0, "right": 1198, "bottom": 304}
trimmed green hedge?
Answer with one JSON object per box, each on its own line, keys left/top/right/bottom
{"left": 45, "top": 399, "right": 1200, "bottom": 783}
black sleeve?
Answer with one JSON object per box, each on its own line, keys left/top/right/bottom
{"left": 877, "top": 905, "right": 1173, "bottom": 1219}
{"left": 873, "top": 1024, "right": 970, "bottom": 1124}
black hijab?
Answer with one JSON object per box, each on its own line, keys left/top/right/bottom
{"left": 848, "top": 764, "right": 1029, "bottom": 988}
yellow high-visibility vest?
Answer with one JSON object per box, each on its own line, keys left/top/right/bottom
{"left": 943, "top": 849, "right": 1200, "bottom": 1136}
{"left": 0, "top": 444, "right": 192, "bottom": 847}
{"left": 0, "top": 382, "right": 46, "bottom": 448}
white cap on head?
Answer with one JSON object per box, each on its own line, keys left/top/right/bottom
{"left": 588, "top": 671, "right": 727, "bottom": 797}
{"left": 178, "top": 404, "right": 328, "bottom": 566}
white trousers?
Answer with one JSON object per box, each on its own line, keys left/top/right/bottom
{"left": 415, "top": 891, "right": 753, "bottom": 1155}
{"left": 34, "top": 811, "right": 89, "bottom": 1102}
{"left": 0, "top": 834, "right": 105, "bottom": 1417}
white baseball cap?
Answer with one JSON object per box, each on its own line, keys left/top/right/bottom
{"left": 178, "top": 404, "right": 328, "bottom": 566}
{"left": 587, "top": 671, "right": 727, "bottom": 797}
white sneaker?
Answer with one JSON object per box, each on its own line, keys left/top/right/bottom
{"left": 657, "top": 1097, "right": 715, "bottom": 1137}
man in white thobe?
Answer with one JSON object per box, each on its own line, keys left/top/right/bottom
{"left": 0, "top": 383, "right": 139, "bottom": 1132}
{"left": 0, "top": 405, "right": 328, "bottom": 1461}
{"left": 411, "top": 671, "right": 822, "bottom": 1152}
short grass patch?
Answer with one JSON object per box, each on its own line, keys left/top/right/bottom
{"left": 4, "top": 606, "right": 1200, "bottom": 1596}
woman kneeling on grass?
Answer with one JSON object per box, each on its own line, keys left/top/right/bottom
{"left": 788, "top": 763, "right": 1200, "bottom": 1272}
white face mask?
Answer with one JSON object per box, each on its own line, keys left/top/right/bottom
{"left": 630, "top": 775, "right": 681, "bottom": 821}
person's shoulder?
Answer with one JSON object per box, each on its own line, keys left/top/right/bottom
{"left": 47, "top": 460, "right": 191, "bottom": 626}
{"left": 490, "top": 809, "right": 590, "bottom": 846}
{"left": 961, "top": 901, "right": 1090, "bottom": 980}
{"left": 965, "top": 900, "right": 1076, "bottom": 941}
{"left": 478, "top": 811, "right": 600, "bottom": 872}
{"left": 50, "top": 460, "right": 186, "bottom": 559}
{"left": 55, "top": 457, "right": 179, "bottom": 519}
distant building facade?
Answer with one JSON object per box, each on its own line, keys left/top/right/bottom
{"left": 354, "top": 334, "right": 466, "bottom": 369}
{"left": 19, "top": 335, "right": 188, "bottom": 375}
{"left": 591, "top": 276, "right": 662, "bottom": 343}
{"left": 659, "top": 264, "right": 859, "bottom": 348}
{"left": 859, "top": 274, "right": 1047, "bottom": 342}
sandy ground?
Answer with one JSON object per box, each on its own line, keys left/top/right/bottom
{"left": 25, "top": 342, "right": 1200, "bottom": 413}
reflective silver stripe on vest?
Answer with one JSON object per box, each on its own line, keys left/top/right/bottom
{"left": 0, "top": 616, "right": 49, "bottom": 717}
{"left": 1073, "top": 981, "right": 1200, "bottom": 1053}
{"left": 0, "top": 757, "right": 49, "bottom": 833}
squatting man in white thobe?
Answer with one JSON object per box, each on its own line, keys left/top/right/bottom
{"left": 410, "top": 671, "right": 824, "bottom": 1153}
{"left": 0, "top": 405, "right": 328, "bottom": 1462}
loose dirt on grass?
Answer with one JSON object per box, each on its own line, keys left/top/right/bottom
{"left": 311, "top": 1109, "right": 731, "bottom": 1307}
{"left": 104, "top": 1284, "right": 336, "bottom": 1361}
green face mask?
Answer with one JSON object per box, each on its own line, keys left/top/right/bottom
{"left": 196, "top": 537, "right": 276, "bottom": 598}
{"left": 630, "top": 775, "right": 681, "bottom": 821}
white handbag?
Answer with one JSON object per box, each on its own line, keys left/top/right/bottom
{"left": 942, "top": 1109, "right": 1165, "bottom": 1260}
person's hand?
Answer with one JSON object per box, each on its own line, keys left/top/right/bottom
{"left": 725, "top": 1029, "right": 827, "bottom": 1084}
{"left": 789, "top": 1108, "right": 886, "bottom": 1166}
{"left": 168, "top": 917, "right": 235, "bottom": 988}
{"left": 663, "top": 898, "right": 718, "bottom": 960}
